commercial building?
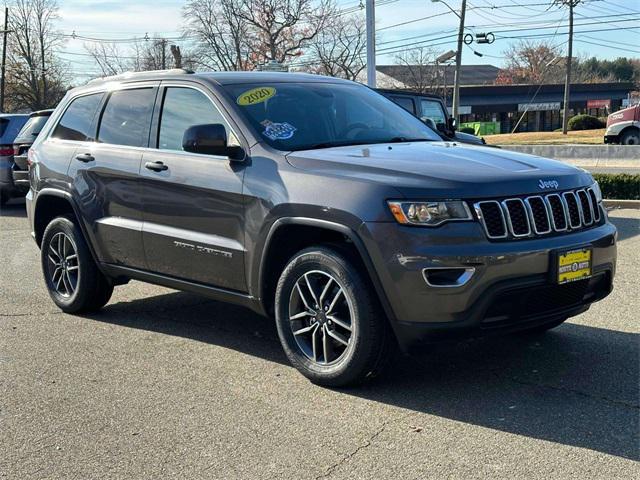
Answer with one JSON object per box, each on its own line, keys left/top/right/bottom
{"left": 371, "top": 64, "right": 635, "bottom": 133}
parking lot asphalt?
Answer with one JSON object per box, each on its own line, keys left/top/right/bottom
{"left": 1, "top": 199, "right": 638, "bottom": 480}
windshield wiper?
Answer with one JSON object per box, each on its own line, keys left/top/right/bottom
{"left": 386, "top": 137, "right": 436, "bottom": 143}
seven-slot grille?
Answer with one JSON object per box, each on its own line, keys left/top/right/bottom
{"left": 474, "top": 187, "right": 601, "bottom": 240}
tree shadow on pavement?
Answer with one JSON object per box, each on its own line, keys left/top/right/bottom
{"left": 86, "top": 290, "right": 639, "bottom": 462}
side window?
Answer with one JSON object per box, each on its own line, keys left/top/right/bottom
{"left": 420, "top": 99, "right": 447, "bottom": 125}
{"left": 158, "top": 87, "right": 230, "bottom": 151}
{"left": 391, "top": 96, "right": 416, "bottom": 114}
{"left": 52, "top": 93, "right": 104, "bottom": 141}
{"left": 98, "top": 88, "right": 156, "bottom": 147}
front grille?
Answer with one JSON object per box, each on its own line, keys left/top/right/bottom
{"left": 475, "top": 187, "right": 601, "bottom": 240}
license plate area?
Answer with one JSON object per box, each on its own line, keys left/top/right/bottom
{"left": 556, "top": 247, "right": 592, "bottom": 284}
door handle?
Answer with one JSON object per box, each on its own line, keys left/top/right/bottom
{"left": 144, "top": 161, "right": 168, "bottom": 172}
{"left": 75, "top": 153, "right": 95, "bottom": 163}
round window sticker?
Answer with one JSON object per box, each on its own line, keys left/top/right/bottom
{"left": 237, "top": 87, "right": 276, "bottom": 106}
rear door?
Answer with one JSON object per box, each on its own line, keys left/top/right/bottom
{"left": 67, "top": 84, "right": 158, "bottom": 269}
{"left": 139, "top": 83, "right": 247, "bottom": 291}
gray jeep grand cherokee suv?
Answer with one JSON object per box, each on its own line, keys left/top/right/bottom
{"left": 27, "top": 70, "right": 616, "bottom": 386}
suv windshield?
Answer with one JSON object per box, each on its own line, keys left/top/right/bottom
{"left": 223, "top": 82, "right": 441, "bottom": 151}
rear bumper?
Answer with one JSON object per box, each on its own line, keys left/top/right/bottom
{"left": 359, "top": 217, "right": 617, "bottom": 348}
{"left": 0, "top": 155, "right": 28, "bottom": 196}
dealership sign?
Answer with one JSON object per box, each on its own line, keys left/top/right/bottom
{"left": 518, "top": 102, "right": 561, "bottom": 112}
{"left": 587, "top": 99, "right": 611, "bottom": 109}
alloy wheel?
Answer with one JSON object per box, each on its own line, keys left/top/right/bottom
{"left": 47, "top": 232, "right": 79, "bottom": 298}
{"left": 288, "top": 270, "right": 354, "bottom": 365}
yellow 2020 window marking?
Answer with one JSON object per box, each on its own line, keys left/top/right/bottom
{"left": 237, "top": 87, "right": 276, "bottom": 106}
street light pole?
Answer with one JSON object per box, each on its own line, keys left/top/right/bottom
{"left": 365, "top": 0, "right": 376, "bottom": 87}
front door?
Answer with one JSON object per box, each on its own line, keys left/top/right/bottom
{"left": 140, "top": 84, "right": 247, "bottom": 291}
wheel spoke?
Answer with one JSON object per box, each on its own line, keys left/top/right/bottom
{"left": 293, "top": 323, "right": 317, "bottom": 336}
{"left": 67, "top": 265, "right": 79, "bottom": 272}
{"left": 65, "top": 253, "right": 77, "bottom": 262}
{"left": 290, "top": 311, "right": 313, "bottom": 321}
{"left": 57, "top": 234, "right": 63, "bottom": 260}
{"left": 48, "top": 254, "right": 59, "bottom": 266}
{"left": 65, "top": 270, "right": 75, "bottom": 292}
{"left": 304, "top": 273, "right": 320, "bottom": 307}
{"left": 326, "top": 287, "right": 344, "bottom": 315}
{"left": 49, "top": 243, "right": 61, "bottom": 260}
{"left": 311, "top": 324, "right": 318, "bottom": 362}
{"left": 52, "top": 267, "right": 62, "bottom": 283}
{"left": 322, "top": 326, "right": 330, "bottom": 363}
{"left": 295, "top": 282, "right": 313, "bottom": 311}
{"left": 326, "top": 328, "right": 349, "bottom": 346}
{"left": 61, "top": 270, "right": 71, "bottom": 295}
{"left": 55, "top": 270, "right": 64, "bottom": 291}
{"left": 327, "top": 315, "right": 352, "bottom": 331}
{"left": 319, "top": 277, "right": 333, "bottom": 305}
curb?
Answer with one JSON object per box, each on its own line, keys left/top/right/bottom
{"left": 603, "top": 199, "right": 640, "bottom": 209}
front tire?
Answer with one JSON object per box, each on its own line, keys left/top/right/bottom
{"left": 620, "top": 128, "right": 640, "bottom": 145}
{"left": 41, "top": 216, "right": 113, "bottom": 313}
{"left": 275, "top": 246, "right": 389, "bottom": 387}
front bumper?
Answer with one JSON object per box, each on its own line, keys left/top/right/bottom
{"left": 359, "top": 217, "right": 617, "bottom": 348}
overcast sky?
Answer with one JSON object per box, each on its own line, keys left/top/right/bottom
{"left": 50, "top": 0, "right": 640, "bottom": 80}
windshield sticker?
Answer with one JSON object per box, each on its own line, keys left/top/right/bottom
{"left": 237, "top": 87, "right": 276, "bottom": 106}
{"left": 261, "top": 120, "right": 296, "bottom": 141}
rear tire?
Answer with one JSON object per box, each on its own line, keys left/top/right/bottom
{"left": 620, "top": 128, "right": 640, "bottom": 146}
{"left": 275, "top": 246, "right": 390, "bottom": 387}
{"left": 41, "top": 216, "right": 113, "bottom": 313}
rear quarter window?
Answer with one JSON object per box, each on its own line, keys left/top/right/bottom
{"left": 14, "top": 115, "right": 51, "bottom": 143}
{"left": 52, "top": 93, "right": 104, "bottom": 141}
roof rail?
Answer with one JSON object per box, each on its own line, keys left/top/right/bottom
{"left": 88, "top": 68, "right": 194, "bottom": 84}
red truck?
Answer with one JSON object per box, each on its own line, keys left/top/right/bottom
{"left": 604, "top": 104, "right": 639, "bottom": 145}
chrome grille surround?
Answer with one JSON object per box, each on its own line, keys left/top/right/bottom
{"left": 474, "top": 188, "right": 602, "bottom": 240}
{"left": 501, "top": 198, "right": 531, "bottom": 237}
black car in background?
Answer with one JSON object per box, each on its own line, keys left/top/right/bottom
{"left": 10, "top": 110, "right": 54, "bottom": 199}
{"left": 0, "top": 113, "right": 30, "bottom": 205}
{"left": 377, "top": 89, "right": 486, "bottom": 145}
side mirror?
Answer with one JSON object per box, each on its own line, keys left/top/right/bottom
{"left": 182, "top": 123, "right": 244, "bottom": 161}
{"left": 421, "top": 117, "right": 437, "bottom": 131}
{"left": 435, "top": 122, "right": 448, "bottom": 134}
{"left": 448, "top": 117, "right": 457, "bottom": 131}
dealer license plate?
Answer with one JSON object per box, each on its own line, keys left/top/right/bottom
{"left": 557, "top": 248, "right": 592, "bottom": 284}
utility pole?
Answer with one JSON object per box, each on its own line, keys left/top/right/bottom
{"left": 365, "top": 0, "right": 376, "bottom": 87}
{"left": 452, "top": 0, "right": 467, "bottom": 124}
{"left": 160, "top": 39, "right": 167, "bottom": 70}
{"left": 432, "top": 0, "right": 466, "bottom": 123}
{"left": 1, "top": 7, "right": 9, "bottom": 113}
{"left": 560, "top": 0, "right": 580, "bottom": 135}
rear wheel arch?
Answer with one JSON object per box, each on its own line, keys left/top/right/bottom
{"left": 33, "top": 190, "right": 102, "bottom": 268}
{"left": 619, "top": 126, "right": 640, "bottom": 145}
{"left": 257, "top": 218, "right": 395, "bottom": 323}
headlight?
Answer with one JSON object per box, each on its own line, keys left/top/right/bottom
{"left": 592, "top": 181, "right": 602, "bottom": 202}
{"left": 387, "top": 200, "right": 472, "bottom": 226}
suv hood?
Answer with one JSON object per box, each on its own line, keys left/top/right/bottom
{"left": 286, "top": 142, "right": 593, "bottom": 199}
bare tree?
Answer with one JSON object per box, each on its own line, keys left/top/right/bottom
{"left": 5, "top": 0, "right": 68, "bottom": 110}
{"left": 496, "top": 40, "right": 564, "bottom": 85}
{"left": 237, "top": 0, "right": 333, "bottom": 65}
{"left": 183, "top": 0, "right": 334, "bottom": 70}
{"left": 393, "top": 47, "right": 442, "bottom": 93}
{"left": 183, "top": 0, "right": 253, "bottom": 71}
{"left": 303, "top": 13, "right": 366, "bottom": 80}
{"left": 85, "top": 37, "right": 193, "bottom": 77}
{"left": 85, "top": 42, "right": 132, "bottom": 76}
